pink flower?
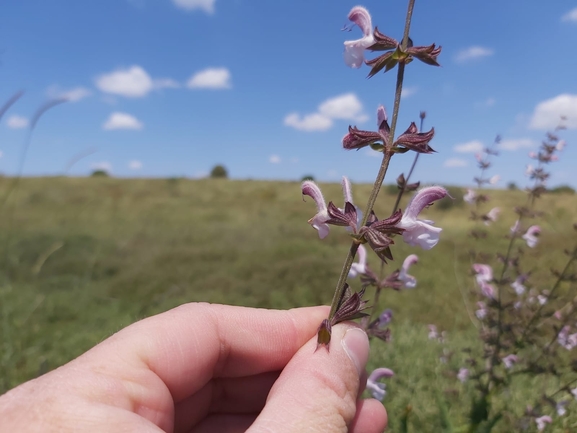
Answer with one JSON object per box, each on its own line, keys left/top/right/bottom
{"left": 366, "top": 367, "right": 394, "bottom": 401}
{"left": 348, "top": 244, "right": 367, "bottom": 278}
{"left": 344, "top": 6, "right": 375, "bottom": 68}
{"left": 510, "top": 219, "right": 521, "bottom": 235}
{"left": 522, "top": 225, "right": 541, "bottom": 248}
{"left": 556, "top": 400, "right": 569, "bottom": 416}
{"left": 511, "top": 276, "right": 527, "bottom": 295}
{"left": 556, "top": 140, "right": 566, "bottom": 151}
{"left": 525, "top": 164, "right": 535, "bottom": 176}
{"left": 489, "top": 174, "right": 500, "bottom": 185}
{"left": 397, "top": 186, "right": 448, "bottom": 250}
{"left": 535, "top": 415, "right": 552, "bottom": 431}
{"left": 558, "top": 326, "right": 577, "bottom": 350}
{"left": 464, "top": 188, "right": 476, "bottom": 204}
{"left": 301, "top": 181, "right": 330, "bottom": 239}
{"left": 428, "top": 324, "right": 438, "bottom": 340}
{"left": 473, "top": 264, "right": 495, "bottom": 299}
{"left": 483, "top": 207, "right": 500, "bottom": 225}
{"left": 398, "top": 254, "right": 418, "bottom": 288}
{"left": 502, "top": 354, "right": 518, "bottom": 369}
{"left": 529, "top": 151, "right": 538, "bottom": 159}
{"left": 457, "top": 367, "right": 469, "bottom": 383}
{"left": 475, "top": 301, "right": 487, "bottom": 320}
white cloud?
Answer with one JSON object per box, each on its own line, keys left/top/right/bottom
{"left": 318, "top": 93, "right": 366, "bottom": 121}
{"left": 91, "top": 161, "right": 112, "bottom": 172}
{"left": 153, "top": 78, "right": 180, "bottom": 89}
{"left": 284, "top": 113, "right": 332, "bottom": 132}
{"left": 269, "top": 155, "right": 281, "bottom": 164}
{"left": 172, "top": 0, "right": 215, "bottom": 14}
{"left": 47, "top": 86, "right": 92, "bottom": 102}
{"left": 290, "top": 157, "right": 299, "bottom": 163}
{"left": 187, "top": 68, "right": 231, "bottom": 89}
{"left": 454, "top": 46, "right": 494, "bottom": 63}
{"left": 561, "top": 7, "right": 577, "bottom": 22}
{"left": 401, "top": 86, "right": 418, "bottom": 98}
{"left": 529, "top": 94, "right": 577, "bottom": 130}
{"left": 443, "top": 158, "right": 468, "bottom": 168}
{"left": 6, "top": 115, "right": 28, "bottom": 129}
{"left": 103, "top": 112, "right": 144, "bottom": 130}
{"left": 454, "top": 140, "right": 484, "bottom": 153}
{"left": 96, "top": 66, "right": 153, "bottom": 97}
{"left": 499, "top": 138, "right": 535, "bottom": 151}
{"left": 128, "top": 160, "right": 143, "bottom": 170}
{"left": 484, "top": 97, "right": 496, "bottom": 107}
{"left": 0, "top": 151, "right": 3, "bottom": 158}
{"left": 284, "top": 93, "right": 367, "bottom": 132}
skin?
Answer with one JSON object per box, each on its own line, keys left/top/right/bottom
{"left": 0, "top": 303, "right": 388, "bottom": 433}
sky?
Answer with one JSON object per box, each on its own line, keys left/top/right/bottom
{"left": 1, "top": 0, "right": 576, "bottom": 189}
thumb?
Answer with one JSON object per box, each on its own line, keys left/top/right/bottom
{"left": 248, "top": 323, "right": 387, "bottom": 433}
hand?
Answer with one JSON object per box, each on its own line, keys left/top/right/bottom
{"left": 0, "top": 303, "right": 387, "bottom": 432}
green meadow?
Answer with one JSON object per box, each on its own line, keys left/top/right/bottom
{"left": 1, "top": 176, "right": 576, "bottom": 431}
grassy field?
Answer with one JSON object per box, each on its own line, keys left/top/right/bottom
{"left": 1, "top": 176, "right": 576, "bottom": 431}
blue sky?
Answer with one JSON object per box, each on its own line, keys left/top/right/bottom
{"left": 1, "top": 0, "right": 576, "bottom": 188}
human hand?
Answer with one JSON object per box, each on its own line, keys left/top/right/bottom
{"left": 0, "top": 303, "right": 387, "bottom": 432}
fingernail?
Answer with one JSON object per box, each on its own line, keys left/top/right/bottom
{"left": 342, "top": 328, "right": 369, "bottom": 376}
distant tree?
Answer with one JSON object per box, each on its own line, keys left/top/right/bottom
{"left": 210, "top": 165, "right": 228, "bottom": 179}
{"left": 507, "top": 182, "right": 518, "bottom": 190}
{"left": 549, "top": 184, "right": 575, "bottom": 194}
{"left": 90, "top": 169, "right": 110, "bottom": 177}
{"left": 301, "top": 175, "right": 315, "bottom": 181}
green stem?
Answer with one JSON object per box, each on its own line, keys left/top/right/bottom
{"left": 328, "top": 0, "right": 415, "bottom": 320}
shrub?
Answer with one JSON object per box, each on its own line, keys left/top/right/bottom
{"left": 210, "top": 165, "right": 228, "bottom": 179}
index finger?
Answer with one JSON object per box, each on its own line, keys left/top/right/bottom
{"left": 87, "top": 303, "right": 329, "bottom": 403}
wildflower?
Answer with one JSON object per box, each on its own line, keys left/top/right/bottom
{"left": 529, "top": 151, "right": 538, "bottom": 159}
{"left": 302, "top": 177, "right": 358, "bottom": 239}
{"left": 377, "top": 308, "right": 393, "bottom": 326}
{"left": 398, "top": 254, "right": 418, "bottom": 288}
{"left": 348, "top": 244, "right": 367, "bottom": 278}
{"left": 366, "top": 367, "right": 394, "bottom": 401}
{"left": 475, "top": 301, "right": 487, "bottom": 320}
{"left": 343, "top": 6, "right": 374, "bottom": 68}
{"left": 558, "top": 326, "right": 577, "bottom": 350}
{"left": 502, "top": 354, "right": 518, "bottom": 369}
{"left": 365, "top": 309, "right": 393, "bottom": 341}
{"left": 571, "top": 387, "right": 577, "bottom": 399}
{"left": 514, "top": 301, "right": 522, "bottom": 309}
{"left": 397, "top": 186, "right": 448, "bottom": 250}
{"left": 483, "top": 207, "right": 500, "bottom": 225}
{"left": 537, "top": 294, "right": 548, "bottom": 305}
{"left": 556, "top": 400, "right": 569, "bottom": 416}
{"left": 535, "top": 415, "right": 552, "bottom": 431}
{"left": 525, "top": 164, "right": 535, "bottom": 176}
{"left": 427, "top": 324, "right": 438, "bottom": 340}
{"left": 556, "top": 139, "right": 566, "bottom": 151}
{"left": 464, "top": 188, "right": 476, "bottom": 204}
{"left": 522, "top": 225, "right": 541, "bottom": 248}
{"left": 489, "top": 174, "right": 500, "bottom": 185}
{"left": 473, "top": 264, "right": 496, "bottom": 299}
{"left": 511, "top": 275, "right": 527, "bottom": 295}
{"left": 457, "top": 367, "right": 469, "bottom": 383}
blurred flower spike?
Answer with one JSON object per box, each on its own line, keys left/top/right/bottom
{"left": 366, "top": 367, "right": 394, "bottom": 401}
{"left": 397, "top": 186, "right": 448, "bottom": 250}
{"left": 522, "top": 225, "right": 541, "bottom": 248}
{"left": 302, "top": 177, "right": 359, "bottom": 239}
{"left": 473, "top": 263, "right": 496, "bottom": 299}
{"left": 343, "top": 105, "right": 435, "bottom": 154}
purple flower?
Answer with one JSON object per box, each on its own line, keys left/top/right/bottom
{"left": 502, "top": 354, "right": 518, "bottom": 369}
{"left": 397, "top": 186, "right": 447, "bottom": 250}
{"left": 366, "top": 367, "right": 394, "bottom": 401}
{"left": 428, "top": 324, "right": 438, "bottom": 340}
{"left": 558, "top": 326, "right": 577, "bottom": 350}
{"left": 398, "top": 254, "right": 418, "bottom": 288}
{"left": 571, "top": 387, "right": 577, "bottom": 399}
{"left": 511, "top": 219, "right": 521, "bottom": 235}
{"left": 343, "top": 6, "right": 375, "bottom": 68}
{"left": 464, "top": 188, "right": 476, "bottom": 204}
{"left": 511, "top": 275, "right": 527, "bottom": 295}
{"left": 302, "top": 180, "right": 330, "bottom": 239}
{"left": 522, "top": 225, "right": 541, "bottom": 248}
{"left": 377, "top": 308, "right": 393, "bottom": 326}
{"left": 348, "top": 244, "right": 367, "bottom": 278}
{"left": 556, "top": 400, "right": 569, "bottom": 416}
{"left": 489, "top": 174, "right": 500, "bottom": 185}
{"left": 535, "top": 415, "right": 552, "bottom": 431}
{"left": 457, "top": 367, "right": 469, "bottom": 383}
{"left": 556, "top": 140, "right": 566, "bottom": 151}
{"left": 475, "top": 301, "right": 487, "bottom": 320}
{"left": 538, "top": 294, "right": 548, "bottom": 305}
{"left": 473, "top": 264, "right": 496, "bottom": 299}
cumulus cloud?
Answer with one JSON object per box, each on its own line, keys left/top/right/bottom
{"left": 172, "top": 0, "right": 215, "bottom": 13}
{"left": 153, "top": 78, "right": 180, "bottom": 89}
{"left": 128, "top": 160, "right": 143, "bottom": 170}
{"left": 499, "top": 138, "right": 535, "bottom": 151}
{"left": 401, "top": 86, "right": 418, "bottom": 98}
{"left": 187, "top": 68, "right": 231, "bottom": 89}
{"left": 103, "top": 112, "right": 144, "bottom": 130}
{"left": 454, "top": 46, "right": 494, "bottom": 63}
{"left": 47, "top": 86, "right": 92, "bottom": 102}
{"left": 443, "top": 158, "right": 468, "bottom": 168}
{"left": 96, "top": 66, "right": 153, "bottom": 97}
{"left": 91, "top": 161, "right": 112, "bottom": 172}
{"left": 6, "top": 115, "right": 28, "bottom": 129}
{"left": 529, "top": 94, "right": 577, "bottom": 130}
{"left": 284, "top": 93, "right": 366, "bottom": 132}
{"left": 454, "top": 140, "right": 484, "bottom": 153}
{"left": 561, "top": 7, "right": 577, "bottom": 22}
{"left": 269, "top": 155, "right": 281, "bottom": 164}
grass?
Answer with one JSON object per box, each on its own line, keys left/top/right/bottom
{"left": 0, "top": 176, "right": 576, "bottom": 431}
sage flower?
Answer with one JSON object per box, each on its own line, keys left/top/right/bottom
{"left": 457, "top": 367, "right": 469, "bottom": 383}
{"left": 535, "top": 415, "right": 552, "bottom": 431}
{"left": 343, "top": 6, "right": 374, "bottom": 68}
{"left": 522, "top": 225, "right": 541, "bottom": 248}
{"left": 366, "top": 367, "right": 394, "bottom": 401}
{"left": 301, "top": 181, "right": 330, "bottom": 239}
{"left": 348, "top": 244, "right": 367, "bottom": 278}
{"left": 475, "top": 301, "right": 487, "bottom": 320}
{"left": 502, "top": 354, "right": 518, "bottom": 369}
{"left": 398, "top": 254, "right": 418, "bottom": 288}
{"left": 397, "top": 186, "right": 447, "bottom": 250}
{"left": 473, "top": 263, "right": 496, "bottom": 299}
{"left": 483, "top": 207, "right": 500, "bottom": 225}
{"left": 464, "top": 188, "right": 476, "bottom": 204}
{"left": 511, "top": 276, "right": 527, "bottom": 295}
